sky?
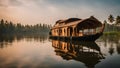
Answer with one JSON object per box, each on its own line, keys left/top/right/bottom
{"left": 0, "top": 0, "right": 120, "bottom": 25}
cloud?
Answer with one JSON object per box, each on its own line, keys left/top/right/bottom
{"left": 9, "top": 0, "right": 23, "bottom": 6}
{"left": 0, "top": 0, "right": 7, "bottom": 7}
{"left": 0, "top": 0, "right": 23, "bottom": 8}
{"left": 0, "top": 0, "right": 120, "bottom": 25}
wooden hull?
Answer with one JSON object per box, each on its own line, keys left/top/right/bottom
{"left": 49, "top": 32, "right": 103, "bottom": 41}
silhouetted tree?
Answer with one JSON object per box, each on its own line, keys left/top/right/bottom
{"left": 108, "top": 14, "right": 115, "bottom": 24}
{"left": 0, "top": 19, "right": 5, "bottom": 33}
{"left": 107, "top": 15, "right": 115, "bottom": 31}
{"left": 116, "top": 16, "right": 120, "bottom": 25}
{"left": 0, "top": 19, "right": 51, "bottom": 35}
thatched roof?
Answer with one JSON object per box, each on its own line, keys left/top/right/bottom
{"left": 52, "top": 16, "right": 102, "bottom": 29}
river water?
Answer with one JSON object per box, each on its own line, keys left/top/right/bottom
{"left": 0, "top": 34, "right": 120, "bottom": 68}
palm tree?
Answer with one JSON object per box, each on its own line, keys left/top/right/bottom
{"left": 108, "top": 14, "right": 115, "bottom": 24}
{"left": 116, "top": 16, "right": 120, "bottom": 25}
{"left": 108, "top": 14, "right": 115, "bottom": 31}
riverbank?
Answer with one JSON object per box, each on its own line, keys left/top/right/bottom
{"left": 104, "top": 31, "right": 120, "bottom": 36}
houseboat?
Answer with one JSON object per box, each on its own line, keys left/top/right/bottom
{"left": 49, "top": 16, "right": 105, "bottom": 41}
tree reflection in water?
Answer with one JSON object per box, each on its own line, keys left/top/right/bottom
{"left": 0, "top": 34, "right": 49, "bottom": 49}
{"left": 99, "top": 34, "right": 120, "bottom": 55}
{"left": 51, "top": 39, "right": 105, "bottom": 68}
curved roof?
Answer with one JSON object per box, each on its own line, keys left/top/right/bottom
{"left": 55, "top": 18, "right": 81, "bottom": 24}
{"left": 52, "top": 16, "right": 102, "bottom": 29}
{"left": 64, "top": 18, "right": 81, "bottom": 23}
{"left": 77, "top": 19, "right": 102, "bottom": 29}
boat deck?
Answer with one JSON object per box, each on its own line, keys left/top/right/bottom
{"left": 49, "top": 32, "right": 103, "bottom": 41}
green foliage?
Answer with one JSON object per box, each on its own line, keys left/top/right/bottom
{"left": 100, "top": 32, "right": 120, "bottom": 46}
{"left": 0, "top": 19, "right": 52, "bottom": 35}
{"left": 104, "top": 15, "right": 120, "bottom": 32}
{"left": 104, "top": 23, "right": 120, "bottom": 32}
{"left": 104, "top": 31, "right": 120, "bottom": 36}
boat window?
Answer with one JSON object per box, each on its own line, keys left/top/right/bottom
{"left": 84, "top": 29, "right": 89, "bottom": 34}
{"left": 79, "top": 30, "right": 82, "bottom": 33}
{"left": 89, "top": 29, "right": 93, "bottom": 32}
{"left": 60, "top": 29, "right": 62, "bottom": 33}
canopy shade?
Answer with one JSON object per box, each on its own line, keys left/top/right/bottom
{"left": 76, "top": 19, "right": 102, "bottom": 30}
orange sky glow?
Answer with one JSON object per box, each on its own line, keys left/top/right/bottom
{"left": 0, "top": 0, "right": 120, "bottom": 25}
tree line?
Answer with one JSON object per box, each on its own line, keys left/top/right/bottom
{"left": 104, "top": 14, "right": 120, "bottom": 32}
{"left": 0, "top": 19, "right": 52, "bottom": 35}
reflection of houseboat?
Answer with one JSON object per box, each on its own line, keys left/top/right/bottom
{"left": 49, "top": 16, "right": 105, "bottom": 41}
{"left": 51, "top": 39, "right": 104, "bottom": 68}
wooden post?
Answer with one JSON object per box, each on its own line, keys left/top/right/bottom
{"left": 66, "top": 28, "right": 67, "bottom": 36}
{"left": 73, "top": 27, "right": 74, "bottom": 36}
{"left": 74, "top": 28, "right": 76, "bottom": 36}
{"left": 76, "top": 28, "right": 77, "bottom": 36}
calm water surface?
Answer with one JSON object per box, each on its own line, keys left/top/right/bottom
{"left": 0, "top": 35, "right": 120, "bottom": 68}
